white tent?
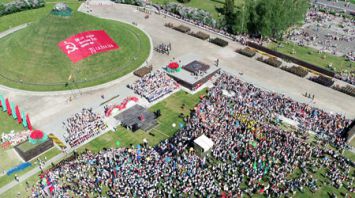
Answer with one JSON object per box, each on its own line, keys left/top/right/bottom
{"left": 193, "top": 135, "right": 213, "bottom": 157}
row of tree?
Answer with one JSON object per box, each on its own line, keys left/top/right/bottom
{"left": 224, "top": 0, "right": 309, "bottom": 39}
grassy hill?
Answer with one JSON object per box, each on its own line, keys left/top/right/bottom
{"left": 0, "top": 9, "right": 150, "bottom": 91}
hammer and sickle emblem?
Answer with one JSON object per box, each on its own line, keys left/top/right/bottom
{"left": 64, "top": 41, "right": 79, "bottom": 54}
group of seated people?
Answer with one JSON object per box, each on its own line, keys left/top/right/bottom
{"left": 33, "top": 72, "right": 353, "bottom": 197}
{"left": 128, "top": 70, "right": 179, "bottom": 102}
{"left": 63, "top": 108, "right": 106, "bottom": 147}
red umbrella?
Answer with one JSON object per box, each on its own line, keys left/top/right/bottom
{"left": 168, "top": 62, "right": 179, "bottom": 69}
{"left": 30, "top": 130, "right": 44, "bottom": 139}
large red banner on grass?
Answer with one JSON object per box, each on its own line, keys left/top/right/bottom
{"left": 58, "top": 30, "right": 119, "bottom": 63}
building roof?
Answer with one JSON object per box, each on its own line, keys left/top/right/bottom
{"left": 193, "top": 134, "right": 214, "bottom": 152}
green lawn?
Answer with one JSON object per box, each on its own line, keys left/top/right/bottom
{"left": 293, "top": 167, "right": 354, "bottom": 198}
{"left": 0, "top": 111, "right": 24, "bottom": 133}
{"left": 0, "top": 1, "right": 80, "bottom": 32}
{"left": 0, "top": 149, "right": 22, "bottom": 171}
{"left": 268, "top": 41, "right": 354, "bottom": 73}
{"left": 0, "top": 3, "right": 150, "bottom": 91}
{"left": 79, "top": 89, "right": 206, "bottom": 153}
{"left": 151, "top": 0, "right": 243, "bottom": 19}
{"left": 0, "top": 147, "right": 61, "bottom": 189}
{"left": 0, "top": 149, "right": 65, "bottom": 198}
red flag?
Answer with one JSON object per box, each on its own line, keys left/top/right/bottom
{"left": 26, "top": 114, "right": 33, "bottom": 130}
{"left": 58, "top": 30, "right": 119, "bottom": 63}
{"left": 5, "top": 98, "right": 11, "bottom": 115}
{"left": 15, "top": 106, "right": 22, "bottom": 124}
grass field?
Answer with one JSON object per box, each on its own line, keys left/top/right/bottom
{"left": 0, "top": 148, "right": 64, "bottom": 198}
{"left": 0, "top": 3, "right": 150, "bottom": 91}
{"left": 0, "top": 1, "right": 80, "bottom": 32}
{"left": 16, "top": 141, "right": 39, "bottom": 152}
{"left": 0, "top": 147, "right": 60, "bottom": 189}
{"left": 0, "top": 111, "right": 24, "bottom": 133}
{"left": 268, "top": 41, "right": 355, "bottom": 73}
{"left": 79, "top": 89, "right": 206, "bottom": 152}
{"left": 0, "top": 149, "right": 22, "bottom": 171}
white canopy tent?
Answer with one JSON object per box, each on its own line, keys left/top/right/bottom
{"left": 193, "top": 134, "right": 214, "bottom": 157}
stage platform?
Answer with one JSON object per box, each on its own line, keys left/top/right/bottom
{"left": 167, "top": 60, "right": 220, "bottom": 90}
{"left": 114, "top": 105, "right": 157, "bottom": 132}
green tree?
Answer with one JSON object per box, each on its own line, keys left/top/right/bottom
{"left": 223, "top": 0, "right": 309, "bottom": 39}
{"left": 224, "top": 0, "right": 235, "bottom": 32}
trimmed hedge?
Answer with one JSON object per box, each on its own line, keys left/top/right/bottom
{"left": 237, "top": 47, "right": 256, "bottom": 57}
{"left": 309, "top": 75, "right": 334, "bottom": 87}
{"left": 0, "top": 0, "right": 45, "bottom": 17}
{"left": 281, "top": 66, "right": 308, "bottom": 77}
{"left": 333, "top": 85, "right": 355, "bottom": 97}
{"left": 173, "top": 25, "right": 191, "bottom": 33}
{"left": 209, "top": 37, "right": 228, "bottom": 47}
{"left": 190, "top": 31, "right": 210, "bottom": 40}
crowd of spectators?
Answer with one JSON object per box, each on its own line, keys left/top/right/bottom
{"left": 63, "top": 108, "right": 106, "bottom": 147}
{"left": 128, "top": 70, "right": 179, "bottom": 102}
{"left": 33, "top": 72, "right": 353, "bottom": 197}
{"left": 335, "top": 72, "right": 355, "bottom": 85}
{"left": 288, "top": 9, "right": 354, "bottom": 57}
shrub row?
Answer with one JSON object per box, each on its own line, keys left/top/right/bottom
{"left": 257, "top": 57, "right": 282, "bottom": 67}
{"left": 309, "top": 75, "right": 334, "bottom": 87}
{"left": 0, "top": 0, "right": 45, "bottom": 17}
{"left": 237, "top": 47, "right": 256, "bottom": 57}
{"left": 281, "top": 66, "right": 308, "bottom": 77}
{"left": 189, "top": 31, "right": 210, "bottom": 40}
{"left": 209, "top": 37, "right": 228, "bottom": 47}
{"left": 333, "top": 85, "right": 355, "bottom": 97}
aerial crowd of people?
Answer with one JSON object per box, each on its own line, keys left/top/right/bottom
{"left": 31, "top": 72, "right": 354, "bottom": 197}
{"left": 63, "top": 108, "right": 107, "bottom": 147}
{"left": 287, "top": 8, "right": 355, "bottom": 85}
{"left": 128, "top": 70, "right": 180, "bottom": 102}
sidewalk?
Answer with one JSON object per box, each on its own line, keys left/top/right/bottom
{"left": 0, "top": 152, "right": 65, "bottom": 195}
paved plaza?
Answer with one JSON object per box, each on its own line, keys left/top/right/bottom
{"left": 0, "top": 2, "right": 354, "bottom": 147}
